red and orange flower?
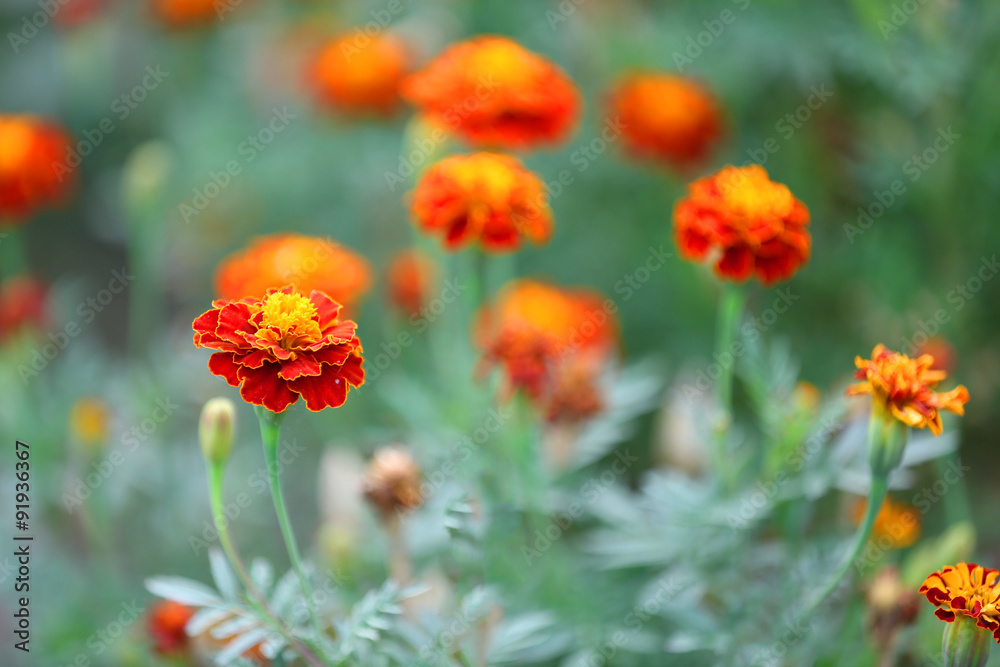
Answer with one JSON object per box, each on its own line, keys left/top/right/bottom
{"left": 152, "top": 0, "right": 227, "bottom": 27}
{"left": 919, "top": 562, "right": 1000, "bottom": 643}
{"left": 411, "top": 153, "right": 553, "bottom": 253}
{"left": 0, "top": 275, "right": 48, "bottom": 341}
{"left": 193, "top": 286, "right": 365, "bottom": 413}
{"left": 850, "top": 495, "right": 921, "bottom": 549}
{"left": 309, "top": 33, "right": 411, "bottom": 115}
{"left": 0, "top": 115, "right": 74, "bottom": 223}
{"left": 673, "top": 164, "right": 810, "bottom": 285}
{"left": 402, "top": 36, "right": 581, "bottom": 150}
{"left": 386, "top": 248, "right": 438, "bottom": 316}
{"left": 609, "top": 73, "right": 723, "bottom": 171}
{"left": 847, "top": 344, "right": 969, "bottom": 436}
{"left": 147, "top": 600, "right": 195, "bottom": 656}
{"left": 476, "top": 279, "right": 617, "bottom": 411}
{"left": 215, "top": 234, "right": 372, "bottom": 314}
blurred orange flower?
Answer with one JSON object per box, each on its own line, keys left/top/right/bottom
{"left": 147, "top": 600, "right": 194, "bottom": 656}
{"left": 673, "top": 164, "right": 810, "bottom": 285}
{"left": 193, "top": 286, "right": 364, "bottom": 413}
{"left": 386, "top": 249, "right": 438, "bottom": 316}
{"left": 919, "top": 562, "right": 1000, "bottom": 643}
{"left": 403, "top": 36, "right": 581, "bottom": 150}
{"left": 309, "top": 33, "right": 411, "bottom": 115}
{"left": 0, "top": 275, "right": 48, "bottom": 341}
{"left": 152, "top": 0, "right": 225, "bottom": 27}
{"left": 545, "top": 355, "right": 605, "bottom": 423}
{"left": 55, "top": 0, "right": 105, "bottom": 27}
{"left": 850, "top": 495, "right": 921, "bottom": 549}
{"left": 609, "top": 73, "right": 723, "bottom": 171}
{"left": 0, "top": 115, "right": 74, "bottom": 223}
{"left": 69, "top": 397, "right": 111, "bottom": 450}
{"left": 476, "top": 279, "right": 617, "bottom": 402}
{"left": 411, "top": 153, "right": 552, "bottom": 253}
{"left": 847, "top": 344, "right": 968, "bottom": 436}
{"left": 216, "top": 234, "right": 372, "bottom": 314}
{"left": 914, "top": 336, "right": 957, "bottom": 374}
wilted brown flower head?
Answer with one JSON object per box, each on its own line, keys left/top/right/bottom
{"left": 362, "top": 447, "right": 423, "bottom": 516}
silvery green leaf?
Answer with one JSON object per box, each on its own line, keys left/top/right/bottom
{"left": 210, "top": 613, "right": 258, "bottom": 639}
{"left": 187, "top": 607, "right": 233, "bottom": 635}
{"left": 250, "top": 558, "right": 274, "bottom": 594}
{"left": 209, "top": 548, "right": 239, "bottom": 601}
{"left": 146, "top": 576, "right": 222, "bottom": 607}
{"left": 214, "top": 627, "right": 272, "bottom": 665}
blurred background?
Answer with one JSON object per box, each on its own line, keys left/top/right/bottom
{"left": 1, "top": 0, "right": 999, "bottom": 665}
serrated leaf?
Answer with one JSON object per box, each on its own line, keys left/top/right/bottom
{"left": 187, "top": 607, "right": 233, "bottom": 635}
{"left": 214, "top": 627, "right": 272, "bottom": 665}
{"left": 209, "top": 549, "right": 240, "bottom": 601}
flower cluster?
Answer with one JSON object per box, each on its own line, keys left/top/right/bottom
{"left": 410, "top": 153, "right": 553, "bottom": 253}
{"left": 0, "top": 115, "right": 74, "bottom": 223}
{"left": 403, "top": 36, "right": 581, "bottom": 150}
{"left": 920, "top": 563, "right": 1000, "bottom": 643}
{"left": 193, "top": 286, "right": 365, "bottom": 413}
{"left": 608, "top": 73, "right": 723, "bottom": 171}
{"left": 309, "top": 33, "right": 411, "bottom": 115}
{"left": 673, "top": 164, "right": 811, "bottom": 285}
{"left": 215, "top": 234, "right": 372, "bottom": 314}
{"left": 848, "top": 344, "right": 969, "bottom": 436}
{"left": 476, "top": 279, "right": 617, "bottom": 421}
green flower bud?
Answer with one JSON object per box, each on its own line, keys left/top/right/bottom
{"left": 943, "top": 614, "right": 993, "bottom": 667}
{"left": 868, "top": 402, "right": 909, "bottom": 478}
{"left": 199, "top": 398, "right": 235, "bottom": 465}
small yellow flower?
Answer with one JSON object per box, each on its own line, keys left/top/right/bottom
{"left": 69, "top": 398, "right": 110, "bottom": 450}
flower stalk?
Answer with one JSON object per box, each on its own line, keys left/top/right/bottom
{"left": 256, "top": 406, "right": 325, "bottom": 642}
{"left": 942, "top": 614, "right": 992, "bottom": 667}
{"left": 712, "top": 284, "right": 745, "bottom": 489}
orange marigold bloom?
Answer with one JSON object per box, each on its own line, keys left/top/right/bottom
{"left": 193, "top": 286, "right": 365, "bottom": 413}
{"left": 847, "top": 344, "right": 969, "bottom": 436}
{"left": 0, "top": 275, "right": 48, "bottom": 341}
{"left": 386, "top": 248, "right": 438, "bottom": 316}
{"left": 545, "top": 355, "right": 605, "bottom": 423}
{"left": 850, "top": 495, "right": 921, "bottom": 549}
{"left": 411, "top": 153, "right": 553, "bottom": 252}
{"left": 673, "top": 164, "right": 810, "bottom": 285}
{"left": 152, "top": 0, "right": 225, "bottom": 26}
{"left": 147, "top": 600, "right": 195, "bottom": 656}
{"left": 215, "top": 234, "right": 372, "bottom": 313}
{"left": 309, "top": 33, "right": 411, "bottom": 115}
{"left": 0, "top": 115, "right": 74, "bottom": 223}
{"left": 609, "top": 73, "right": 723, "bottom": 171}
{"left": 476, "top": 279, "right": 617, "bottom": 400}
{"left": 919, "top": 562, "right": 1000, "bottom": 643}
{"left": 402, "top": 36, "right": 581, "bottom": 150}
{"left": 915, "top": 336, "right": 957, "bottom": 374}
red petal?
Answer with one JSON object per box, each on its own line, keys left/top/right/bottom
{"left": 934, "top": 609, "right": 956, "bottom": 622}
{"left": 236, "top": 363, "right": 299, "bottom": 412}
{"left": 193, "top": 308, "right": 221, "bottom": 346}
{"left": 310, "top": 344, "right": 353, "bottom": 367}
{"left": 208, "top": 352, "right": 241, "bottom": 386}
{"left": 215, "top": 302, "right": 255, "bottom": 348}
{"left": 716, "top": 244, "right": 754, "bottom": 281}
{"left": 278, "top": 355, "right": 323, "bottom": 380}
{"left": 309, "top": 290, "right": 343, "bottom": 329}
{"left": 288, "top": 366, "right": 353, "bottom": 411}
{"left": 339, "top": 353, "right": 365, "bottom": 388}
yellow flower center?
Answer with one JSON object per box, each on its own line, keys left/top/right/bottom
{"left": 719, "top": 166, "right": 794, "bottom": 218}
{"left": 256, "top": 291, "right": 322, "bottom": 347}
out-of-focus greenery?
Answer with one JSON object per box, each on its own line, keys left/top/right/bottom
{"left": 2, "top": 0, "right": 1000, "bottom": 665}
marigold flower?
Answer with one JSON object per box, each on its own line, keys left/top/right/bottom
{"left": 848, "top": 344, "right": 969, "bottom": 436}
{"left": 545, "top": 355, "right": 605, "bottom": 423}
{"left": 215, "top": 234, "right": 372, "bottom": 313}
{"left": 152, "top": 0, "right": 226, "bottom": 27}
{"left": 411, "top": 153, "right": 553, "bottom": 252}
{"left": 402, "top": 36, "right": 581, "bottom": 150}
{"left": 192, "top": 286, "right": 365, "bottom": 413}
{"left": 386, "top": 248, "right": 438, "bottom": 316}
{"left": 915, "top": 336, "right": 957, "bottom": 374}
{"left": 363, "top": 447, "right": 423, "bottom": 516}
{"left": 475, "top": 279, "right": 617, "bottom": 401}
{"left": 69, "top": 397, "right": 110, "bottom": 450}
{"left": 920, "top": 563, "right": 1000, "bottom": 643}
{"left": 0, "top": 115, "right": 74, "bottom": 223}
{"left": 54, "top": 0, "right": 104, "bottom": 27}
{"left": 0, "top": 275, "right": 48, "bottom": 341}
{"left": 673, "top": 164, "right": 810, "bottom": 285}
{"left": 309, "top": 33, "right": 411, "bottom": 115}
{"left": 147, "top": 600, "right": 195, "bottom": 656}
{"left": 866, "top": 566, "right": 920, "bottom": 650}
{"left": 608, "top": 73, "right": 723, "bottom": 171}
{"left": 850, "top": 494, "right": 921, "bottom": 549}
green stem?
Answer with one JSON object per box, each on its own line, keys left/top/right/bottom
{"left": 712, "top": 285, "right": 746, "bottom": 489}
{"left": 207, "top": 460, "right": 328, "bottom": 667}
{"left": 0, "top": 227, "right": 28, "bottom": 279}
{"left": 256, "top": 407, "right": 324, "bottom": 642}
{"left": 806, "top": 474, "right": 889, "bottom": 614}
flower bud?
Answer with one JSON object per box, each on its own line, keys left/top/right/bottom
{"left": 362, "top": 447, "right": 422, "bottom": 517}
{"left": 942, "top": 614, "right": 992, "bottom": 667}
{"left": 199, "top": 398, "right": 235, "bottom": 465}
{"left": 867, "top": 402, "right": 909, "bottom": 478}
